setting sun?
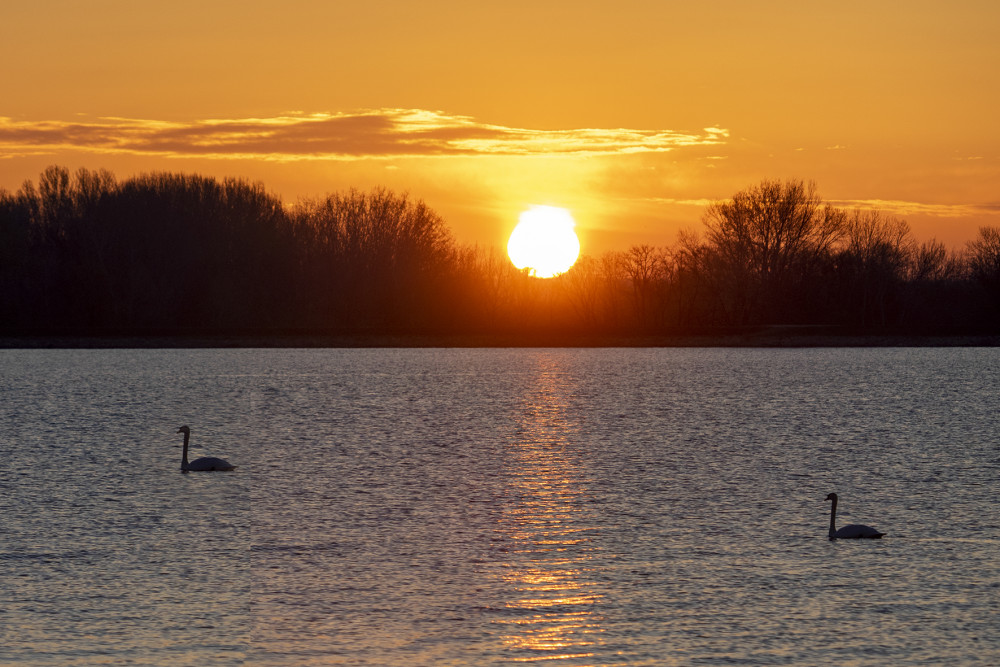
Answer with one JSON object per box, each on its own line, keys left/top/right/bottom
{"left": 507, "top": 206, "right": 581, "bottom": 278}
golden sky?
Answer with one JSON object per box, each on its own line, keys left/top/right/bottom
{"left": 2, "top": 1, "right": 998, "bottom": 254}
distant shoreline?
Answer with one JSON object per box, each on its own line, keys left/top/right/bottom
{"left": 3, "top": 331, "right": 1000, "bottom": 349}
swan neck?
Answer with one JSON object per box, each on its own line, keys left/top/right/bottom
{"left": 181, "top": 430, "right": 190, "bottom": 468}
{"left": 828, "top": 496, "right": 838, "bottom": 538}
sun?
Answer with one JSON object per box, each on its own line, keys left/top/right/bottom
{"left": 507, "top": 206, "right": 581, "bottom": 278}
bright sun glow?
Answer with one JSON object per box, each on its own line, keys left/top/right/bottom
{"left": 507, "top": 206, "right": 581, "bottom": 278}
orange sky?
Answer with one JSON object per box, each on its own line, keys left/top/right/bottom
{"left": 2, "top": 1, "right": 998, "bottom": 255}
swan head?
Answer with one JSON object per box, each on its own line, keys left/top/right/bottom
{"left": 177, "top": 425, "right": 190, "bottom": 435}
{"left": 826, "top": 493, "right": 838, "bottom": 502}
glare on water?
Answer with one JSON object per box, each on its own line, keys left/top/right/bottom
{"left": 493, "top": 358, "right": 604, "bottom": 661}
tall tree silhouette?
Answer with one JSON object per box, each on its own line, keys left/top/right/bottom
{"left": 291, "top": 188, "right": 455, "bottom": 331}
{"left": 700, "top": 179, "right": 845, "bottom": 324}
{"left": 833, "top": 209, "right": 913, "bottom": 328}
{"left": 3, "top": 166, "right": 999, "bottom": 340}
{"left": 966, "top": 226, "right": 1000, "bottom": 315}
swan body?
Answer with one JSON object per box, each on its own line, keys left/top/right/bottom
{"left": 177, "top": 426, "right": 235, "bottom": 472}
{"left": 826, "top": 493, "right": 882, "bottom": 539}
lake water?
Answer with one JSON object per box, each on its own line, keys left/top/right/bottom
{"left": 1, "top": 347, "right": 998, "bottom": 665}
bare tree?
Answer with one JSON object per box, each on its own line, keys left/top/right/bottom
{"left": 6, "top": 165, "right": 1000, "bottom": 339}
{"left": 618, "top": 244, "right": 672, "bottom": 330}
{"left": 561, "top": 254, "right": 607, "bottom": 329}
{"left": 292, "top": 188, "right": 455, "bottom": 330}
{"left": 700, "top": 179, "right": 845, "bottom": 324}
{"left": 835, "top": 209, "right": 914, "bottom": 328}
{"left": 966, "top": 226, "right": 1000, "bottom": 309}
{"left": 909, "top": 239, "right": 963, "bottom": 282}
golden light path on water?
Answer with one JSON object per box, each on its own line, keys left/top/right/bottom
{"left": 494, "top": 357, "right": 605, "bottom": 663}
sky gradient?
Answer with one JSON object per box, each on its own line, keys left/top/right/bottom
{"left": 3, "top": 1, "right": 998, "bottom": 255}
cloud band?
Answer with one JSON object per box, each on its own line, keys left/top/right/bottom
{"left": 0, "top": 110, "right": 728, "bottom": 162}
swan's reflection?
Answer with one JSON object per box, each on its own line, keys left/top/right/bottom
{"left": 494, "top": 355, "right": 605, "bottom": 663}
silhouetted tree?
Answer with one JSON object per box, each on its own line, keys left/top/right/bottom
{"left": 3, "top": 166, "right": 998, "bottom": 340}
{"left": 833, "top": 210, "right": 913, "bottom": 328}
{"left": 909, "top": 239, "right": 961, "bottom": 283}
{"left": 672, "top": 231, "right": 724, "bottom": 328}
{"left": 966, "top": 226, "right": 1000, "bottom": 313}
{"left": 0, "top": 186, "right": 35, "bottom": 328}
{"left": 901, "top": 238, "right": 975, "bottom": 332}
{"left": 699, "top": 179, "right": 845, "bottom": 324}
{"left": 561, "top": 255, "right": 613, "bottom": 330}
{"left": 290, "top": 188, "right": 456, "bottom": 331}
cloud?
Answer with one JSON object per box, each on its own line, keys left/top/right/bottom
{"left": 829, "top": 199, "right": 996, "bottom": 218}
{"left": 626, "top": 197, "right": 1000, "bottom": 220}
{"left": 635, "top": 197, "right": 718, "bottom": 207}
{"left": 0, "top": 110, "right": 728, "bottom": 162}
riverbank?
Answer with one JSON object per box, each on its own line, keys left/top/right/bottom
{"left": 3, "top": 330, "right": 999, "bottom": 348}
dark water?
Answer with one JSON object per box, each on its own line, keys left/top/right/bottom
{"left": 2, "top": 348, "right": 998, "bottom": 665}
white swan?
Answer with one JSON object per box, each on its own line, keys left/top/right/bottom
{"left": 177, "top": 426, "right": 236, "bottom": 472}
{"left": 826, "top": 493, "right": 883, "bottom": 539}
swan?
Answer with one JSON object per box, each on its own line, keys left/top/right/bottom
{"left": 826, "top": 493, "right": 883, "bottom": 539}
{"left": 177, "top": 425, "right": 236, "bottom": 472}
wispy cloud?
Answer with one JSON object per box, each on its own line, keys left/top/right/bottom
{"left": 0, "top": 110, "right": 727, "bottom": 161}
{"left": 634, "top": 197, "right": 719, "bottom": 208}
{"left": 830, "top": 199, "right": 998, "bottom": 218}
{"left": 628, "top": 197, "right": 1000, "bottom": 220}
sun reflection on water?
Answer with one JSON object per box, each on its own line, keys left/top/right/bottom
{"left": 493, "top": 356, "right": 605, "bottom": 664}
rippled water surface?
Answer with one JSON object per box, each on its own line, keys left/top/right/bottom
{"left": 2, "top": 347, "right": 999, "bottom": 665}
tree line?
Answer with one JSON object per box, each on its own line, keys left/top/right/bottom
{"left": 2, "top": 166, "right": 999, "bottom": 339}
